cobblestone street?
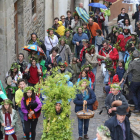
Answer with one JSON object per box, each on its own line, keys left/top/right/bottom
{"left": 7, "top": 64, "right": 139, "bottom": 140}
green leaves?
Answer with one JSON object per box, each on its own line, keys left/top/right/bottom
{"left": 38, "top": 70, "right": 76, "bottom": 140}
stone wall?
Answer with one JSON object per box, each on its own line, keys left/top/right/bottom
{"left": 0, "top": 0, "right": 45, "bottom": 86}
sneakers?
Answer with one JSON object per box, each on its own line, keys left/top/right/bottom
{"left": 23, "top": 134, "right": 26, "bottom": 139}
{"left": 29, "top": 132, "right": 31, "bottom": 138}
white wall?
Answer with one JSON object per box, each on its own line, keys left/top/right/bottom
{"left": 84, "top": 0, "right": 89, "bottom": 13}
{"left": 58, "top": 0, "right": 68, "bottom": 18}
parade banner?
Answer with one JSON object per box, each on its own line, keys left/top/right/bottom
{"left": 122, "top": 0, "right": 140, "bottom": 4}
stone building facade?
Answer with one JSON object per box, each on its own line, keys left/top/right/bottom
{"left": 0, "top": 0, "right": 45, "bottom": 85}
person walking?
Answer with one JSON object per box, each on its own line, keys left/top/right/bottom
{"left": 65, "top": 10, "right": 73, "bottom": 30}
{"left": 120, "top": 50, "right": 140, "bottom": 113}
{"left": 56, "top": 37, "right": 72, "bottom": 64}
{"left": 132, "top": 4, "right": 140, "bottom": 28}
{"left": 87, "top": 18, "right": 101, "bottom": 44}
{"left": 0, "top": 99, "right": 18, "bottom": 140}
{"left": 73, "top": 79, "right": 96, "bottom": 140}
{"left": 72, "top": 26, "right": 88, "bottom": 58}
{"left": 44, "top": 28, "right": 59, "bottom": 57}
{"left": 105, "top": 107, "right": 133, "bottom": 140}
{"left": 71, "top": 12, "right": 83, "bottom": 34}
{"left": 15, "top": 79, "right": 27, "bottom": 138}
{"left": 85, "top": 45, "right": 106, "bottom": 90}
{"left": 98, "top": 40, "right": 119, "bottom": 85}
{"left": 21, "top": 86, "right": 42, "bottom": 140}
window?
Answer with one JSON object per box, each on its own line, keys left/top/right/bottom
{"left": 32, "top": 0, "right": 36, "bottom": 15}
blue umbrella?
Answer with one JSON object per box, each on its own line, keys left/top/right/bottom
{"left": 76, "top": 7, "right": 90, "bottom": 23}
{"left": 89, "top": 3, "right": 107, "bottom": 9}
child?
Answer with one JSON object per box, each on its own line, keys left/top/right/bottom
{"left": 70, "top": 57, "right": 81, "bottom": 84}
{"left": 80, "top": 63, "right": 95, "bottom": 89}
{"left": 116, "top": 60, "right": 125, "bottom": 82}
{"left": 104, "top": 68, "right": 119, "bottom": 94}
{"left": 77, "top": 70, "right": 92, "bottom": 88}
{"left": 95, "top": 29, "right": 104, "bottom": 53}
{"left": 79, "top": 39, "right": 89, "bottom": 66}
{"left": 21, "top": 86, "right": 42, "bottom": 140}
{"left": 25, "top": 50, "right": 41, "bottom": 73}
{"left": 82, "top": 23, "right": 91, "bottom": 40}
{"left": 0, "top": 99, "right": 18, "bottom": 140}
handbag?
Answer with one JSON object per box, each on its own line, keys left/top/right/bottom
{"left": 48, "top": 37, "right": 53, "bottom": 48}
{"left": 93, "top": 100, "right": 99, "bottom": 110}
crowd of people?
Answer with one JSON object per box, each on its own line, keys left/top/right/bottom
{"left": 0, "top": 1, "right": 140, "bottom": 140}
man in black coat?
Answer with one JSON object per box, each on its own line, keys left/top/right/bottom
{"left": 105, "top": 107, "right": 133, "bottom": 140}
{"left": 132, "top": 4, "right": 140, "bottom": 28}
{"left": 65, "top": 10, "right": 73, "bottom": 30}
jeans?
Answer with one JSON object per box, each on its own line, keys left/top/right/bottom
{"left": 46, "top": 50, "right": 51, "bottom": 58}
{"left": 96, "top": 44, "right": 103, "bottom": 53}
{"left": 24, "top": 118, "right": 38, "bottom": 140}
{"left": 81, "top": 58, "right": 86, "bottom": 67}
{"left": 18, "top": 107, "right": 25, "bottom": 133}
{"left": 103, "top": 26, "right": 109, "bottom": 37}
{"left": 92, "top": 67, "right": 97, "bottom": 90}
{"left": 130, "top": 81, "right": 140, "bottom": 110}
{"left": 78, "top": 118, "right": 90, "bottom": 137}
{"left": 101, "top": 63, "right": 109, "bottom": 84}
{"left": 119, "top": 51, "right": 125, "bottom": 60}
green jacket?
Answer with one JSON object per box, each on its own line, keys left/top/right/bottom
{"left": 64, "top": 35, "right": 74, "bottom": 53}
{"left": 15, "top": 89, "right": 24, "bottom": 108}
{"left": 0, "top": 109, "right": 19, "bottom": 133}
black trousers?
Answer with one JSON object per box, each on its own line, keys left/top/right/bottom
{"left": 24, "top": 118, "right": 38, "bottom": 140}
{"left": 28, "top": 82, "right": 36, "bottom": 87}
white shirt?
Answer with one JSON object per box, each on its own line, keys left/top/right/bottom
{"left": 44, "top": 35, "right": 58, "bottom": 51}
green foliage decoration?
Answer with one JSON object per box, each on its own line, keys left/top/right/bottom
{"left": 38, "top": 69, "right": 77, "bottom": 140}
{"left": 113, "top": 40, "right": 122, "bottom": 51}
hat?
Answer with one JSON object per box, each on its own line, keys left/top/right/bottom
{"left": 86, "top": 45, "right": 95, "bottom": 52}
{"left": 24, "top": 86, "right": 34, "bottom": 93}
{"left": 76, "top": 26, "right": 83, "bottom": 32}
{"left": 97, "top": 125, "right": 111, "bottom": 138}
{"left": 59, "top": 37, "right": 67, "bottom": 43}
{"left": 10, "top": 62, "right": 21, "bottom": 72}
{"left": 58, "top": 62, "right": 68, "bottom": 67}
{"left": 1, "top": 99, "right": 13, "bottom": 105}
{"left": 73, "top": 11, "right": 79, "bottom": 17}
{"left": 116, "top": 107, "right": 127, "bottom": 115}
{"left": 47, "top": 28, "right": 55, "bottom": 34}
{"left": 82, "top": 39, "right": 88, "bottom": 42}
{"left": 110, "top": 83, "right": 121, "bottom": 90}
{"left": 81, "top": 64, "right": 92, "bottom": 71}
{"left": 56, "top": 100, "right": 62, "bottom": 104}
{"left": 78, "top": 79, "right": 90, "bottom": 87}
{"left": 65, "top": 28, "right": 73, "bottom": 34}
{"left": 89, "top": 11, "right": 94, "bottom": 17}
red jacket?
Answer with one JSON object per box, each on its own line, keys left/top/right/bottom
{"left": 97, "top": 13, "right": 105, "bottom": 29}
{"left": 108, "top": 74, "right": 119, "bottom": 85}
{"left": 116, "top": 34, "right": 131, "bottom": 52}
{"left": 98, "top": 45, "right": 119, "bottom": 69}
{"left": 28, "top": 66, "right": 43, "bottom": 84}
{"left": 79, "top": 71, "right": 95, "bottom": 83}
{"left": 80, "top": 46, "right": 87, "bottom": 62}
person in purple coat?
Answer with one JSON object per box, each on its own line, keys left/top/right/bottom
{"left": 21, "top": 86, "right": 42, "bottom": 140}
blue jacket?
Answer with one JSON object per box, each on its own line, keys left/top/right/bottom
{"left": 105, "top": 116, "right": 133, "bottom": 140}
{"left": 45, "top": 54, "right": 62, "bottom": 70}
{"left": 73, "top": 88, "right": 96, "bottom": 113}
{"left": 72, "top": 33, "right": 89, "bottom": 52}
{"left": 116, "top": 66, "right": 125, "bottom": 81}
